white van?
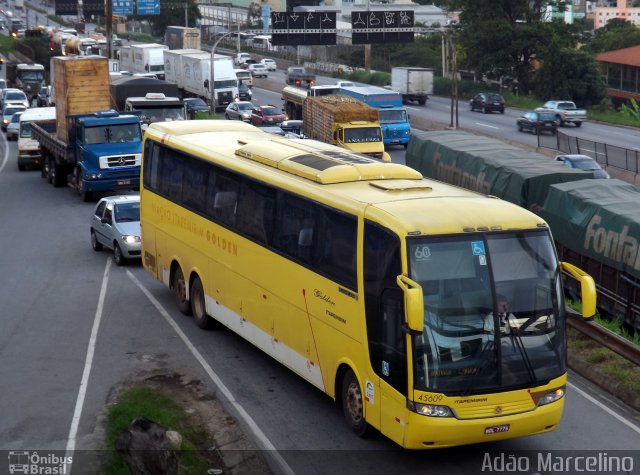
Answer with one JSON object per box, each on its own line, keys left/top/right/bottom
{"left": 17, "top": 107, "right": 55, "bottom": 171}
{"left": 234, "top": 68, "right": 252, "bottom": 88}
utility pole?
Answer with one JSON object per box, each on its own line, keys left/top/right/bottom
{"left": 106, "top": 0, "right": 112, "bottom": 59}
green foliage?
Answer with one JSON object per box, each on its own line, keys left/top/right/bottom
{"left": 583, "top": 18, "right": 640, "bottom": 54}
{"left": 21, "top": 38, "right": 55, "bottom": 72}
{"left": 533, "top": 47, "right": 606, "bottom": 107}
{"left": 121, "top": 32, "right": 160, "bottom": 44}
{"left": 0, "top": 34, "right": 15, "bottom": 57}
{"left": 620, "top": 98, "right": 640, "bottom": 121}
{"left": 103, "top": 385, "right": 211, "bottom": 475}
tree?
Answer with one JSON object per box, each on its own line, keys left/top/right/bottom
{"left": 137, "top": 0, "right": 202, "bottom": 38}
{"left": 448, "top": 0, "right": 577, "bottom": 95}
{"left": 584, "top": 19, "right": 640, "bottom": 54}
{"left": 533, "top": 47, "right": 606, "bottom": 107}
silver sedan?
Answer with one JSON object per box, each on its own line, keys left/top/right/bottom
{"left": 225, "top": 101, "right": 254, "bottom": 122}
{"left": 90, "top": 195, "right": 141, "bottom": 265}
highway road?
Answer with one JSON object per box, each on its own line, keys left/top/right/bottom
{"left": 1, "top": 48, "right": 639, "bottom": 475}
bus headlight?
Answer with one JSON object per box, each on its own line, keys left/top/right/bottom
{"left": 534, "top": 388, "right": 565, "bottom": 407}
{"left": 409, "top": 401, "right": 453, "bottom": 417}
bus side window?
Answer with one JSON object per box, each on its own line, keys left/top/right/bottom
{"left": 207, "top": 169, "right": 240, "bottom": 227}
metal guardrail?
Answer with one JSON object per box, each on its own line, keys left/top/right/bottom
{"left": 567, "top": 312, "right": 640, "bottom": 366}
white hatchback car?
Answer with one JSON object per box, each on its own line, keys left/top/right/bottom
{"left": 90, "top": 195, "right": 141, "bottom": 266}
{"left": 260, "top": 58, "right": 277, "bottom": 71}
{"left": 248, "top": 63, "right": 268, "bottom": 78}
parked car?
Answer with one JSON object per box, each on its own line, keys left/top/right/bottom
{"left": 470, "top": 92, "right": 505, "bottom": 114}
{"left": 238, "top": 82, "right": 252, "bottom": 101}
{"left": 555, "top": 154, "right": 610, "bottom": 179}
{"left": 260, "top": 58, "right": 277, "bottom": 71}
{"left": 5, "top": 110, "right": 22, "bottom": 140}
{"left": 247, "top": 63, "right": 268, "bottom": 78}
{"left": 250, "top": 105, "right": 287, "bottom": 126}
{"left": 1, "top": 88, "right": 28, "bottom": 109}
{"left": 224, "top": 101, "right": 254, "bottom": 122}
{"left": 0, "top": 79, "right": 7, "bottom": 91}
{"left": 516, "top": 110, "right": 558, "bottom": 135}
{"left": 280, "top": 119, "right": 304, "bottom": 136}
{"left": 1, "top": 103, "right": 26, "bottom": 132}
{"left": 183, "top": 97, "right": 210, "bottom": 119}
{"left": 90, "top": 195, "right": 141, "bottom": 266}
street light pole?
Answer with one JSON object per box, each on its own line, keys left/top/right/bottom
{"left": 210, "top": 31, "right": 235, "bottom": 112}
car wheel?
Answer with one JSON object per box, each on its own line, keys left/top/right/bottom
{"left": 172, "top": 265, "right": 192, "bottom": 315}
{"left": 575, "top": 121, "right": 582, "bottom": 127}
{"left": 191, "top": 276, "right": 212, "bottom": 329}
{"left": 113, "top": 242, "right": 125, "bottom": 266}
{"left": 518, "top": 124, "right": 523, "bottom": 132}
{"left": 342, "top": 369, "right": 371, "bottom": 438}
{"left": 225, "top": 114, "right": 230, "bottom": 120}
{"left": 500, "top": 108, "right": 505, "bottom": 114}
{"left": 91, "top": 229, "right": 103, "bottom": 251}
{"left": 482, "top": 105, "right": 488, "bottom": 114}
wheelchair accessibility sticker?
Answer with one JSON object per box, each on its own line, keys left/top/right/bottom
{"left": 471, "top": 241, "right": 485, "bottom": 255}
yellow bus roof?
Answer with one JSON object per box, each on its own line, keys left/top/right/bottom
{"left": 145, "top": 121, "right": 547, "bottom": 235}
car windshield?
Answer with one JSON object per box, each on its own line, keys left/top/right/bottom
{"left": 4, "top": 106, "right": 25, "bottom": 116}
{"left": 10, "top": 113, "right": 22, "bottom": 123}
{"left": 571, "top": 159, "right": 602, "bottom": 171}
{"left": 114, "top": 202, "right": 140, "bottom": 222}
{"left": 237, "top": 103, "right": 253, "bottom": 111}
{"left": 409, "top": 230, "right": 564, "bottom": 395}
{"left": 188, "top": 99, "right": 207, "bottom": 107}
{"left": 262, "top": 107, "right": 280, "bottom": 116}
{"left": 20, "top": 120, "right": 55, "bottom": 138}
{"left": 6, "top": 93, "right": 26, "bottom": 102}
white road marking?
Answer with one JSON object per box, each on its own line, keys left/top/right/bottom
{"left": 127, "top": 270, "right": 295, "bottom": 475}
{"left": 567, "top": 381, "right": 640, "bottom": 435}
{"left": 66, "top": 258, "right": 112, "bottom": 467}
{"left": 475, "top": 123, "right": 499, "bottom": 129}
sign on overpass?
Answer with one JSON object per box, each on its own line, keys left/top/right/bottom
{"left": 270, "top": 11, "right": 337, "bottom": 46}
{"left": 351, "top": 10, "right": 415, "bottom": 44}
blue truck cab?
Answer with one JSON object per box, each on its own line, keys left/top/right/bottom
{"left": 72, "top": 110, "right": 142, "bottom": 200}
{"left": 338, "top": 85, "right": 411, "bottom": 148}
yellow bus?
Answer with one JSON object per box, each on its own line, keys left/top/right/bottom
{"left": 140, "top": 120, "right": 596, "bottom": 449}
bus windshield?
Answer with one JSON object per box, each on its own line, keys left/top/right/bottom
{"left": 408, "top": 230, "right": 564, "bottom": 395}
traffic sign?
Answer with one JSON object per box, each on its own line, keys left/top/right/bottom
{"left": 82, "top": 0, "right": 105, "bottom": 17}
{"left": 351, "top": 10, "right": 414, "bottom": 44}
{"left": 113, "top": 0, "right": 133, "bottom": 15}
{"left": 136, "top": 0, "right": 159, "bottom": 15}
{"left": 54, "top": 0, "right": 77, "bottom": 15}
{"left": 270, "top": 11, "right": 336, "bottom": 46}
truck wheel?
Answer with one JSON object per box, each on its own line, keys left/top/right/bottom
{"left": 52, "top": 163, "right": 66, "bottom": 188}
{"left": 418, "top": 98, "right": 427, "bottom": 106}
{"left": 76, "top": 168, "right": 93, "bottom": 202}
{"left": 575, "top": 121, "right": 582, "bottom": 127}
{"left": 18, "top": 162, "right": 25, "bottom": 171}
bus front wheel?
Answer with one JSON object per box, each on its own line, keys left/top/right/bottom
{"left": 190, "top": 276, "right": 211, "bottom": 329}
{"left": 342, "top": 369, "right": 371, "bottom": 438}
{"left": 172, "top": 265, "right": 192, "bottom": 315}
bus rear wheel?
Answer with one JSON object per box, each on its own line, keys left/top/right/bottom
{"left": 342, "top": 369, "right": 371, "bottom": 437}
{"left": 190, "top": 276, "right": 211, "bottom": 329}
{"left": 172, "top": 265, "right": 192, "bottom": 315}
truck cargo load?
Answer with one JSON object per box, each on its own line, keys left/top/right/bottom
{"left": 163, "top": 49, "right": 204, "bottom": 90}
{"left": 165, "top": 26, "right": 201, "bottom": 50}
{"left": 405, "top": 130, "right": 593, "bottom": 213}
{"left": 302, "top": 94, "right": 389, "bottom": 161}
{"left": 391, "top": 67, "right": 433, "bottom": 105}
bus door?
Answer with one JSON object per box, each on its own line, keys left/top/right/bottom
{"left": 378, "top": 288, "right": 409, "bottom": 445}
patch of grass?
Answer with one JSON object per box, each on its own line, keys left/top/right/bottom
{"left": 587, "top": 108, "right": 640, "bottom": 128}
{"left": 0, "top": 34, "right": 16, "bottom": 58}
{"left": 103, "top": 385, "right": 211, "bottom": 475}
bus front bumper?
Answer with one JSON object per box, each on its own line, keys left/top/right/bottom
{"left": 402, "top": 398, "right": 563, "bottom": 449}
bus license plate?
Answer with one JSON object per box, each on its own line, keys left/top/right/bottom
{"left": 117, "top": 179, "right": 131, "bottom": 186}
{"left": 484, "top": 424, "right": 510, "bottom": 434}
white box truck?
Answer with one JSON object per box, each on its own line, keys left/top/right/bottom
{"left": 164, "top": 49, "right": 204, "bottom": 91}
{"left": 391, "top": 67, "right": 433, "bottom": 106}
{"left": 181, "top": 52, "right": 238, "bottom": 112}
{"left": 130, "top": 43, "right": 169, "bottom": 79}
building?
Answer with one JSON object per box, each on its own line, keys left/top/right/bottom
{"left": 596, "top": 44, "right": 640, "bottom": 104}
{"left": 593, "top": 1, "right": 640, "bottom": 29}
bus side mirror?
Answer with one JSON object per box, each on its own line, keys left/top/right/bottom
{"left": 560, "top": 262, "right": 597, "bottom": 320}
{"left": 397, "top": 275, "right": 424, "bottom": 334}
{"left": 381, "top": 152, "right": 392, "bottom": 162}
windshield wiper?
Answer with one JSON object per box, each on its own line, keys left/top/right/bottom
{"left": 460, "top": 336, "right": 496, "bottom": 396}
{"left": 505, "top": 315, "right": 538, "bottom": 387}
